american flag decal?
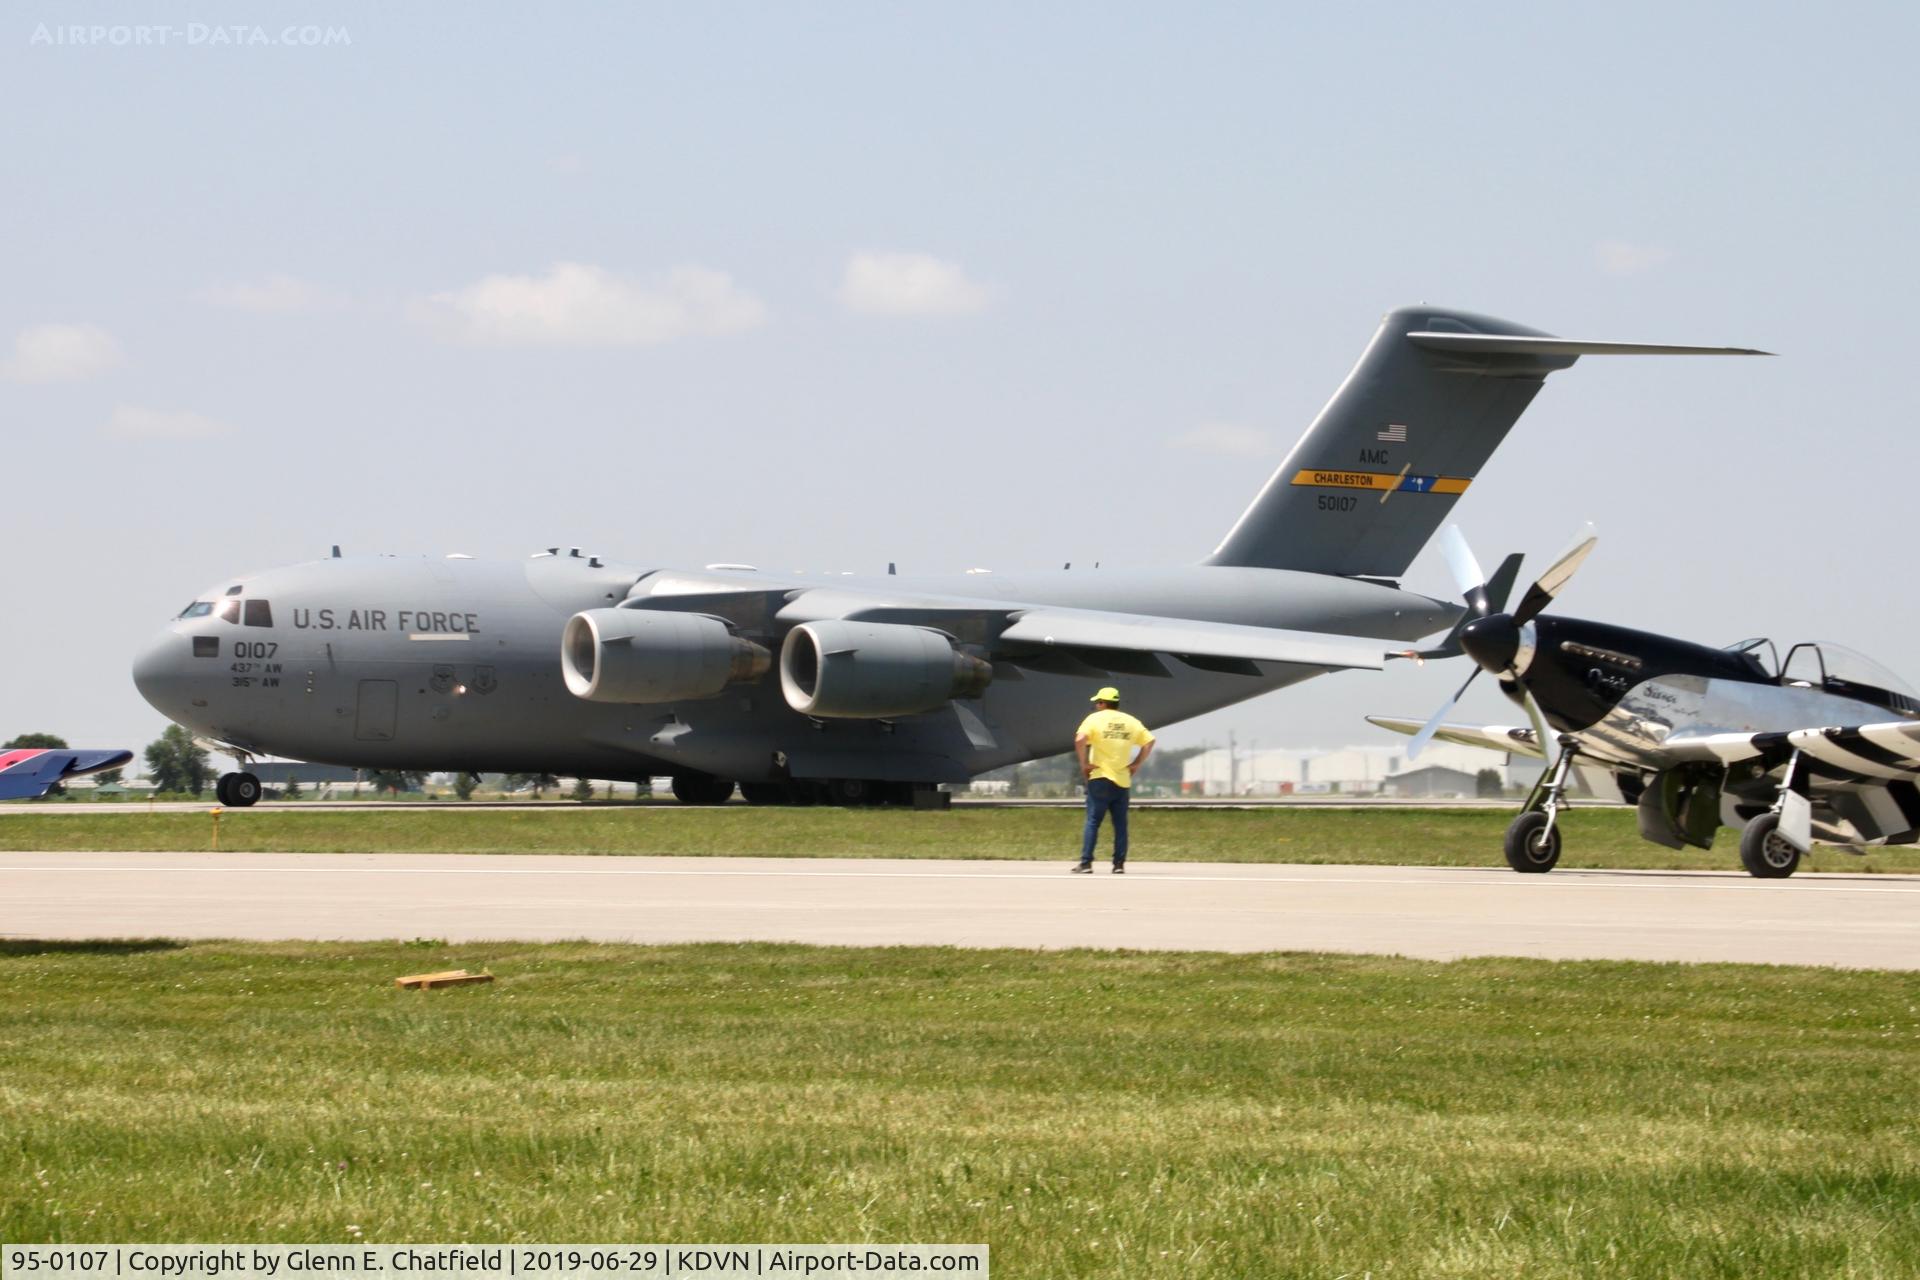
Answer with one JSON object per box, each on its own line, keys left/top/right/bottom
{"left": 1377, "top": 424, "right": 1408, "bottom": 442}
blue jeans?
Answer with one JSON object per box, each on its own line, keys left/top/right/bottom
{"left": 1081, "top": 777, "right": 1131, "bottom": 866}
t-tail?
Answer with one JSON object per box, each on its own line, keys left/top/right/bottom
{"left": 1206, "top": 305, "right": 1766, "bottom": 579}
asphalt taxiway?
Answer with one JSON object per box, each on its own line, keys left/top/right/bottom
{"left": 3, "top": 852, "right": 1915, "bottom": 967}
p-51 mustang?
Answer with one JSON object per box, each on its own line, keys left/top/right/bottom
{"left": 0, "top": 748, "right": 134, "bottom": 800}
{"left": 131, "top": 305, "right": 1759, "bottom": 808}
{"left": 1372, "top": 529, "right": 1920, "bottom": 878}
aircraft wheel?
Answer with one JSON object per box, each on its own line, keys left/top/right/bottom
{"left": 670, "top": 773, "right": 735, "bottom": 805}
{"left": 1503, "top": 810, "right": 1561, "bottom": 873}
{"left": 679, "top": 771, "right": 721, "bottom": 802}
{"left": 1739, "top": 813, "right": 1801, "bottom": 878}
{"left": 827, "top": 778, "right": 872, "bottom": 806}
{"left": 739, "top": 782, "right": 790, "bottom": 806}
{"left": 215, "top": 773, "right": 261, "bottom": 807}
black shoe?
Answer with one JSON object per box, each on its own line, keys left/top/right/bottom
{"left": 1112, "top": 864, "right": 1126, "bottom": 874}
{"left": 1071, "top": 863, "right": 1093, "bottom": 874}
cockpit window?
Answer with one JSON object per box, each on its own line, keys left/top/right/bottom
{"left": 225, "top": 585, "right": 243, "bottom": 596}
{"left": 243, "top": 600, "right": 273, "bottom": 628}
{"left": 179, "top": 602, "right": 213, "bottom": 619}
{"left": 216, "top": 599, "right": 242, "bottom": 625}
{"left": 1721, "top": 637, "right": 1778, "bottom": 677}
{"left": 1783, "top": 642, "right": 1920, "bottom": 718}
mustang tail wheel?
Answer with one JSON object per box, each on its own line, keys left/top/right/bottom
{"left": 1503, "top": 809, "right": 1562, "bottom": 873}
{"left": 1739, "top": 813, "right": 1801, "bottom": 878}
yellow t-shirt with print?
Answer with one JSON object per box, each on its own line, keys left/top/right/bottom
{"left": 1076, "top": 709, "right": 1155, "bottom": 788}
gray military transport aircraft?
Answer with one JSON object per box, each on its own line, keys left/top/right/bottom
{"left": 131, "top": 306, "right": 1761, "bottom": 808}
{"left": 1373, "top": 531, "right": 1920, "bottom": 878}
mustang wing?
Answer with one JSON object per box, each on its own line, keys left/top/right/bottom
{"left": 0, "top": 748, "right": 134, "bottom": 801}
{"left": 1662, "top": 722, "right": 1920, "bottom": 779}
{"left": 1365, "top": 715, "right": 1546, "bottom": 759}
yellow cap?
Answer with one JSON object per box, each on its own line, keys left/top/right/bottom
{"left": 1091, "top": 686, "right": 1121, "bottom": 703}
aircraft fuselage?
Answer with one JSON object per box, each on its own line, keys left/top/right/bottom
{"left": 133, "top": 553, "right": 1453, "bottom": 785}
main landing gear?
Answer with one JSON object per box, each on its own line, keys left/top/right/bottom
{"left": 1737, "top": 812, "right": 1801, "bottom": 878}
{"left": 1737, "top": 749, "right": 1809, "bottom": 878}
{"left": 669, "top": 772, "right": 738, "bottom": 805}
{"left": 214, "top": 772, "right": 262, "bottom": 807}
{"left": 679, "top": 774, "right": 943, "bottom": 808}
{"left": 1502, "top": 739, "right": 1576, "bottom": 873}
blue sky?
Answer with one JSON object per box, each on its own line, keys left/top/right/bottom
{"left": 5, "top": 2, "right": 1919, "bottom": 757}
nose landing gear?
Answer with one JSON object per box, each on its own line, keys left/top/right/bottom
{"left": 215, "top": 772, "right": 262, "bottom": 807}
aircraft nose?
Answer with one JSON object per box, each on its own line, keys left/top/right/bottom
{"left": 1459, "top": 613, "right": 1521, "bottom": 675}
{"left": 132, "top": 629, "right": 199, "bottom": 721}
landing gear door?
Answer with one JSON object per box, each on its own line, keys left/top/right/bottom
{"left": 354, "top": 680, "right": 398, "bottom": 741}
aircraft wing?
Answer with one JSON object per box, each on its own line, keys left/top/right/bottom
{"left": 1664, "top": 723, "right": 1920, "bottom": 779}
{"left": 995, "top": 608, "right": 1394, "bottom": 671}
{"left": 0, "top": 748, "right": 134, "bottom": 801}
{"left": 1366, "top": 715, "right": 1546, "bottom": 759}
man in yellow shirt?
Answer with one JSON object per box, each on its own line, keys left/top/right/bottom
{"left": 1073, "top": 686, "right": 1156, "bottom": 874}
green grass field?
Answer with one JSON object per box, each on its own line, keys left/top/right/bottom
{"left": 4, "top": 805, "right": 1920, "bottom": 873}
{"left": 4, "top": 941, "right": 1918, "bottom": 1276}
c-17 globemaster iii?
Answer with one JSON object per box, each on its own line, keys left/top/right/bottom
{"left": 132, "top": 306, "right": 1762, "bottom": 807}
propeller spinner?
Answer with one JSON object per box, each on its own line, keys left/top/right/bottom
{"left": 1406, "top": 524, "right": 1597, "bottom": 760}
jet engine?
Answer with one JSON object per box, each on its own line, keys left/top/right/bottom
{"left": 562, "top": 609, "right": 769, "bottom": 703}
{"left": 780, "top": 620, "right": 992, "bottom": 718}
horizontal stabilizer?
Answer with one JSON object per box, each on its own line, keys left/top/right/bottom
{"left": 1407, "top": 333, "right": 1772, "bottom": 358}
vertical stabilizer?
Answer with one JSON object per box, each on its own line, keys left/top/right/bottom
{"left": 1208, "top": 306, "right": 1764, "bottom": 577}
{"left": 1207, "top": 306, "right": 1569, "bottom": 577}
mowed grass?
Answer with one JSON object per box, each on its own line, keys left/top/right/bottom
{"left": 5, "top": 805, "right": 1920, "bottom": 872}
{"left": 3, "top": 941, "right": 1920, "bottom": 1277}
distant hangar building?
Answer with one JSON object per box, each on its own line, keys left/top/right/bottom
{"left": 1180, "top": 741, "right": 1507, "bottom": 797}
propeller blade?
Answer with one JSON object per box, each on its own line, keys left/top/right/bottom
{"left": 1511, "top": 523, "right": 1598, "bottom": 625}
{"left": 1437, "top": 525, "right": 1487, "bottom": 611}
{"left": 1484, "top": 553, "right": 1524, "bottom": 615}
{"left": 1407, "top": 667, "right": 1481, "bottom": 761}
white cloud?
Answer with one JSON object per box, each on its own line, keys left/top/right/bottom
{"left": 1595, "top": 240, "right": 1672, "bottom": 276}
{"left": 1168, "top": 423, "right": 1275, "bottom": 457}
{"left": 2, "top": 322, "right": 123, "bottom": 383}
{"left": 199, "top": 274, "right": 341, "bottom": 313}
{"left": 416, "top": 261, "right": 768, "bottom": 347}
{"left": 837, "top": 251, "right": 991, "bottom": 316}
{"left": 106, "top": 404, "right": 232, "bottom": 441}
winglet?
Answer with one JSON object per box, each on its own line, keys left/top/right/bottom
{"left": 0, "top": 748, "right": 135, "bottom": 801}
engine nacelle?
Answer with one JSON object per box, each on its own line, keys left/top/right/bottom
{"left": 562, "top": 609, "right": 769, "bottom": 703}
{"left": 780, "top": 620, "right": 992, "bottom": 718}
